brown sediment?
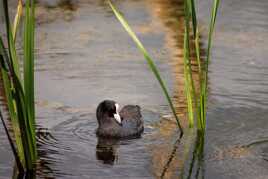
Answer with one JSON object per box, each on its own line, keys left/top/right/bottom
{"left": 210, "top": 146, "right": 251, "bottom": 161}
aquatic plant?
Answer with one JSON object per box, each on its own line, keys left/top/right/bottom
{"left": 178, "top": 1, "right": 220, "bottom": 176}
{"left": 183, "top": 0, "right": 220, "bottom": 131}
{"left": 0, "top": 0, "right": 37, "bottom": 172}
{"left": 183, "top": 131, "right": 205, "bottom": 179}
{"left": 108, "top": 0, "right": 184, "bottom": 136}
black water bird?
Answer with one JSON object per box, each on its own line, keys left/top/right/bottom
{"left": 96, "top": 100, "right": 144, "bottom": 138}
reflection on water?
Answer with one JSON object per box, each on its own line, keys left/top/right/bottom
{"left": 183, "top": 132, "right": 205, "bottom": 179}
{"left": 96, "top": 138, "right": 119, "bottom": 165}
{"left": 146, "top": 0, "right": 204, "bottom": 120}
{"left": 12, "top": 170, "right": 36, "bottom": 179}
{"left": 145, "top": 0, "right": 205, "bottom": 178}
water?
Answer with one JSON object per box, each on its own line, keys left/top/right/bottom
{"left": 201, "top": 0, "right": 268, "bottom": 178}
{"left": 0, "top": 0, "right": 268, "bottom": 178}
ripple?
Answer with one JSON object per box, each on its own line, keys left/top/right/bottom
{"left": 34, "top": 109, "right": 161, "bottom": 178}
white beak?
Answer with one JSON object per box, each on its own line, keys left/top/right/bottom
{"left": 114, "top": 103, "right": 121, "bottom": 124}
{"left": 114, "top": 113, "right": 121, "bottom": 124}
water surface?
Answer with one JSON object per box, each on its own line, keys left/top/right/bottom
{"left": 0, "top": 0, "right": 267, "bottom": 178}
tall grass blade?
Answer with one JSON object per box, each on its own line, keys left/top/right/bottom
{"left": 1, "top": 0, "right": 37, "bottom": 171}
{"left": 24, "top": 0, "right": 37, "bottom": 160}
{"left": 186, "top": 0, "right": 204, "bottom": 130}
{"left": 2, "top": 0, "right": 21, "bottom": 81}
{"left": 183, "top": 0, "right": 199, "bottom": 128}
{"left": 12, "top": 0, "right": 23, "bottom": 42}
{"left": 183, "top": 0, "right": 220, "bottom": 131}
{"left": 0, "top": 109, "right": 24, "bottom": 172}
{"left": 1, "top": 69, "right": 26, "bottom": 164}
{"left": 200, "top": 0, "right": 220, "bottom": 131}
{"left": 0, "top": 37, "right": 26, "bottom": 168}
{"left": 205, "top": 0, "right": 220, "bottom": 75}
{"left": 183, "top": 29, "right": 194, "bottom": 127}
{"left": 108, "top": 0, "right": 183, "bottom": 136}
{"left": 0, "top": 38, "right": 10, "bottom": 70}
{"left": 194, "top": 28, "right": 202, "bottom": 76}
{"left": 13, "top": 77, "right": 35, "bottom": 169}
{"left": 0, "top": 45, "right": 24, "bottom": 171}
{"left": 189, "top": 0, "right": 197, "bottom": 38}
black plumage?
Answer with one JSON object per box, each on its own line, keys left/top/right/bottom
{"left": 96, "top": 100, "right": 144, "bottom": 138}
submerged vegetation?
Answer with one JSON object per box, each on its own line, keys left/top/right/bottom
{"left": 0, "top": 0, "right": 36, "bottom": 172}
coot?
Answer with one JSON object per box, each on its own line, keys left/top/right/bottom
{"left": 96, "top": 100, "right": 144, "bottom": 138}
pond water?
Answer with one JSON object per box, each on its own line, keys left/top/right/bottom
{"left": 0, "top": 0, "right": 267, "bottom": 178}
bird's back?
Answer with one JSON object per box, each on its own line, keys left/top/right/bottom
{"left": 120, "top": 105, "right": 143, "bottom": 136}
{"left": 96, "top": 104, "right": 144, "bottom": 138}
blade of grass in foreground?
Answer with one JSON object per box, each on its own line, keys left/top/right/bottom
{"left": 0, "top": 34, "right": 26, "bottom": 170}
{"left": 24, "top": 0, "right": 37, "bottom": 160}
{"left": 183, "top": 29, "right": 194, "bottom": 128}
{"left": 3, "top": 0, "right": 21, "bottom": 81}
{"left": 183, "top": 0, "right": 198, "bottom": 128}
{"left": 12, "top": 0, "right": 23, "bottom": 42}
{"left": 0, "top": 109, "right": 24, "bottom": 172}
{"left": 1, "top": 0, "right": 37, "bottom": 170}
{"left": 200, "top": 0, "right": 220, "bottom": 131}
{"left": 0, "top": 45, "right": 24, "bottom": 171}
{"left": 108, "top": 0, "right": 183, "bottom": 136}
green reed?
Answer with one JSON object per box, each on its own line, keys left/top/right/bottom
{"left": 183, "top": 0, "right": 220, "bottom": 131}
{"left": 108, "top": 0, "right": 183, "bottom": 136}
{"left": 0, "top": 0, "right": 36, "bottom": 171}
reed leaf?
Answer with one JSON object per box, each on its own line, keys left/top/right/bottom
{"left": 0, "top": 36, "right": 26, "bottom": 168}
{"left": 2, "top": 69, "right": 26, "bottom": 164}
{"left": 0, "top": 109, "right": 24, "bottom": 172}
{"left": 183, "top": 29, "right": 194, "bottom": 127}
{"left": 2, "top": 0, "right": 21, "bottom": 81}
{"left": 205, "top": 0, "right": 220, "bottom": 79}
{"left": 12, "top": 0, "right": 23, "bottom": 42}
{"left": 186, "top": 0, "right": 205, "bottom": 131}
{"left": 200, "top": 0, "right": 220, "bottom": 131}
{"left": 190, "top": 0, "right": 197, "bottom": 38}
{"left": 24, "top": 0, "right": 36, "bottom": 159}
{"left": 183, "top": 0, "right": 199, "bottom": 128}
{"left": 183, "top": 0, "right": 220, "bottom": 131}
{"left": 1, "top": 0, "right": 37, "bottom": 171}
{"left": 108, "top": 0, "right": 183, "bottom": 136}
{"left": 185, "top": 0, "right": 203, "bottom": 130}
{"left": 0, "top": 38, "right": 10, "bottom": 70}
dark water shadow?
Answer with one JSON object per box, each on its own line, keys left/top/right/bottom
{"left": 12, "top": 166, "right": 36, "bottom": 179}
{"left": 95, "top": 135, "right": 146, "bottom": 165}
{"left": 183, "top": 131, "right": 205, "bottom": 179}
{"left": 160, "top": 135, "right": 182, "bottom": 179}
{"left": 96, "top": 137, "right": 119, "bottom": 165}
{"left": 157, "top": 130, "right": 205, "bottom": 179}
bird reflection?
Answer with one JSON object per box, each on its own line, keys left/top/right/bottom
{"left": 96, "top": 137, "right": 119, "bottom": 165}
